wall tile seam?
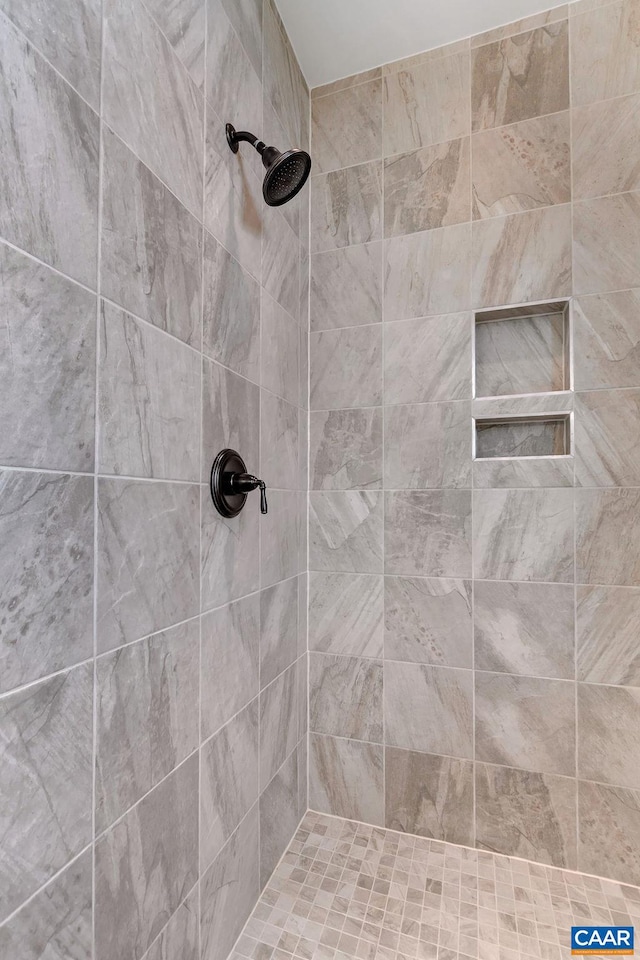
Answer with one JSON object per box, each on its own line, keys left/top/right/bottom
{"left": 312, "top": 74, "right": 383, "bottom": 101}
{"left": 0, "top": 234, "right": 100, "bottom": 297}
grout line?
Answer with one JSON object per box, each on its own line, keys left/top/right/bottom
{"left": 380, "top": 70, "right": 387, "bottom": 831}
{"left": 0, "top": 843, "right": 94, "bottom": 931}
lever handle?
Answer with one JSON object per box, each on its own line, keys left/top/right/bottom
{"left": 228, "top": 473, "right": 268, "bottom": 514}
{"left": 259, "top": 481, "right": 268, "bottom": 515}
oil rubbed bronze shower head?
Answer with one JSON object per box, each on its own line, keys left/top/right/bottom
{"left": 226, "top": 123, "right": 312, "bottom": 207}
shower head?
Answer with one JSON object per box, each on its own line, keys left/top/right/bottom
{"left": 226, "top": 123, "right": 312, "bottom": 206}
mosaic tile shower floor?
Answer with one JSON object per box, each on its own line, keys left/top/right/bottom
{"left": 231, "top": 811, "right": 640, "bottom": 960}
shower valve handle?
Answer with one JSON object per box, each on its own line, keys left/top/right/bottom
{"left": 227, "top": 473, "right": 268, "bottom": 514}
{"left": 210, "top": 449, "right": 268, "bottom": 519}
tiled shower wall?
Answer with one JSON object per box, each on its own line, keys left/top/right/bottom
{"left": 308, "top": 0, "right": 640, "bottom": 885}
{"left": 0, "top": 1, "right": 309, "bottom": 958}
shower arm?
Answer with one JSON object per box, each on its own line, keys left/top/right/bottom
{"left": 226, "top": 124, "right": 279, "bottom": 166}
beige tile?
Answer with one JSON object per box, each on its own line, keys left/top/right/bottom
{"left": 573, "top": 93, "right": 640, "bottom": 200}
{"left": 475, "top": 312, "right": 568, "bottom": 397}
{"left": 578, "top": 585, "right": 640, "bottom": 685}
{"left": 312, "top": 79, "right": 382, "bottom": 174}
{"left": 575, "top": 389, "right": 640, "bottom": 485}
{"left": 570, "top": 0, "right": 640, "bottom": 106}
{"left": 579, "top": 780, "right": 640, "bottom": 885}
{"left": 573, "top": 290, "right": 640, "bottom": 389}
{"left": 471, "top": 23, "right": 569, "bottom": 132}
{"left": 578, "top": 683, "right": 640, "bottom": 789}
{"left": 312, "top": 67, "right": 382, "bottom": 99}
{"left": 472, "top": 205, "right": 572, "bottom": 308}
{"left": 385, "top": 224, "right": 472, "bottom": 320}
{"left": 574, "top": 192, "right": 640, "bottom": 294}
{"left": 472, "top": 112, "right": 571, "bottom": 218}
{"left": 310, "top": 161, "right": 383, "bottom": 253}
{"left": 472, "top": 7, "right": 569, "bottom": 46}
{"left": 576, "top": 488, "right": 640, "bottom": 584}
{"left": 384, "top": 38, "right": 471, "bottom": 74}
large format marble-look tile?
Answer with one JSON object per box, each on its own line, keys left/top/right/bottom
{"left": 310, "top": 242, "right": 382, "bottom": 332}
{"left": 385, "top": 748, "right": 474, "bottom": 845}
{"left": 573, "top": 93, "right": 640, "bottom": 200}
{"left": 578, "top": 585, "right": 640, "bottom": 686}
{"left": 259, "top": 749, "right": 300, "bottom": 888}
{"left": 260, "top": 663, "right": 297, "bottom": 790}
{"left": 384, "top": 577, "right": 473, "bottom": 668}
{"left": 201, "top": 701, "right": 259, "bottom": 871}
{"left": 384, "top": 225, "right": 471, "bottom": 320}
{"left": 311, "top": 161, "right": 383, "bottom": 253}
{"left": 473, "top": 489, "right": 574, "bottom": 582}
{"left": 309, "top": 491, "right": 383, "bottom": 573}
{"left": 310, "top": 326, "right": 382, "bottom": 409}
{"left": 385, "top": 491, "right": 472, "bottom": 578}
{"left": 0, "top": 244, "right": 95, "bottom": 471}
{"left": 260, "top": 489, "right": 301, "bottom": 587}
{"left": 475, "top": 673, "right": 576, "bottom": 776}
{"left": 574, "top": 192, "right": 640, "bottom": 294}
{"left": 261, "top": 291, "right": 299, "bottom": 406}
{"left": 570, "top": 0, "right": 640, "bottom": 106}
{"left": 99, "top": 302, "right": 201, "bottom": 481}
{"left": 95, "top": 756, "right": 198, "bottom": 960}
{"left": 472, "top": 205, "right": 572, "bottom": 308}
{"left": 203, "top": 233, "right": 260, "bottom": 382}
{"left": 576, "top": 488, "right": 640, "bottom": 585}
{"left": 473, "top": 5, "right": 568, "bottom": 45}
{"left": 309, "top": 572, "right": 384, "bottom": 658}
{"left": 475, "top": 313, "right": 566, "bottom": 397}
{"left": 314, "top": 67, "right": 382, "bottom": 99}
{"left": 263, "top": 207, "right": 299, "bottom": 321}
{"left": 201, "top": 357, "right": 259, "bottom": 483}
{"left": 0, "top": 849, "right": 92, "bottom": 960}
{"left": 309, "top": 734, "right": 384, "bottom": 826}
{"left": 384, "top": 402, "right": 472, "bottom": 488}
{"left": 0, "top": 664, "right": 92, "bottom": 924}
{"left": 473, "top": 455, "right": 574, "bottom": 489}
{"left": 95, "top": 620, "right": 199, "bottom": 832}
{"left": 575, "top": 389, "right": 640, "bottom": 486}
{"left": 573, "top": 290, "right": 640, "bottom": 390}
{"left": 475, "top": 763, "right": 577, "bottom": 868}
{"left": 471, "top": 23, "right": 569, "bottom": 132}
{"left": 578, "top": 683, "right": 640, "bottom": 789}
{"left": 221, "top": 0, "right": 262, "bottom": 77}
{"left": 260, "top": 578, "right": 298, "bottom": 688}
{"left": 263, "top": 0, "right": 305, "bottom": 145}
{"left": 261, "top": 393, "right": 299, "bottom": 492}
{"left": 579, "top": 780, "right": 640, "bottom": 886}
{"left": 200, "top": 806, "right": 259, "bottom": 960}
{"left": 201, "top": 494, "right": 260, "bottom": 610}
{"left": 0, "top": 471, "right": 93, "bottom": 694}
{"left": 145, "top": 887, "right": 199, "bottom": 960}
{"left": 97, "top": 478, "right": 200, "bottom": 653}
{"left": 383, "top": 315, "right": 472, "bottom": 403}
{"left": 103, "top": 0, "right": 203, "bottom": 217}
{"left": 385, "top": 661, "right": 474, "bottom": 759}
{"left": 475, "top": 581, "right": 574, "bottom": 679}
{"left": 201, "top": 595, "right": 259, "bottom": 739}
{"left": 472, "top": 112, "right": 571, "bottom": 218}
{"left": 101, "top": 130, "right": 202, "bottom": 348}
{"left": 383, "top": 53, "right": 470, "bottom": 156}
{"left": 0, "top": 13, "right": 99, "bottom": 286}
{"left": 384, "top": 138, "right": 471, "bottom": 237}
{"left": 144, "top": 0, "right": 205, "bottom": 87}
{"left": 312, "top": 80, "right": 382, "bottom": 174}
{"left": 310, "top": 653, "right": 383, "bottom": 742}
{"left": 310, "top": 408, "right": 383, "bottom": 490}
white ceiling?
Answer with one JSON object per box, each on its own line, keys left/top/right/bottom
{"left": 274, "top": 0, "right": 567, "bottom": 88}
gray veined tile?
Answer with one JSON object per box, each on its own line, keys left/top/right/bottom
{"left": 260, "top": 393, "right": 299, "bottom": 492}
{"left": 576, "top": 488, "right": 640, "bottom": 585}
{"left": 145, "top": 886, "right": 199, "bottom": 960}
{"left": 263, "top": 0, "right": 305, "bottom": 145}
{"left": 310, "top": 653, "right": 383, "bottom": 743}
{"left": 573, "top": 290, "right": 640, "bottom": 390}
{"left": 579, "top": 780, "right": 640, "bottom": 886}
{"left": 259, "top": 749, "right": 299, "bottom": 887}
{"left": 384, "top": 402, "right": 472, "bottom": 488}
{"left": 312, "top": 79, "right": 382, "bottom": 174}
{"left": 385, "top": 748, "right": 474, "bottom": 846}
{"left": 578, "top": 585, "right": 640, "bottom": 685}
{"left": 474, "top": 311, "right": 567, "bottom": 397}
{"left": 262, "top": 207, "right": 300, "bottom": 324}
{"left": 0, "top": 243, "right": 95, "bottom": 471}
{"left": 310, "top": 242, "right": 383, "bottom": 332}
{"left": 221, "top": 0, "right": 262, "bottom": 78}
{"left": 95, "top": 755, "right": 198, "bottom": 960}
{"left": 0, "top": 13, "right": 99, "bottom": 286}
{"left": 0, "top": 848, "right": 92, "bottom": 960}
{"left": 309, "top": 491, "right": 383, "bottom": 574}
{"left": 578, "top": 683, "right": 640, "bottom": 790}
{"left": 297, "top": 573, "right": 308, "bottom": 659}
{"left": 574, "top": 192, "right": 640, "bottom": 295}
{"left": 471, "top": 22, "right": 569, "bottom": 132}
{"left": 570, "top": 0, "right": 640, "bottom": 106}
{"left": 310, "top": 326, "right": 383, "bottom": 410}
{"left": 97, "top": 478, "right": 200, "bottom": 653}
{"left": 314, "top": 66, "right": 382, "bottom": 99}
{"left": 384, "top": 577, "right": 473, "bottom": 668}
{"left": 309, "top": 572, "right": 384, "bottom": 658}
{"left": 575, "top": 389, "right": 640, "bottom": 486}
{"left": 260, "top": 578, "right": 298, "bottom": 689}
{"left": 95, "top": 620, "right": 200, "bottom": 832}
{"left": 99, "top": 302, "right": 201, "bottom": 482}
{"left": 144, "top": 0, "right": 205, "bottom": 87}
{"left": 297, "top": 654, "right": 308, "bottom": 742}
{"left": 384, "top": 314, "right": 472, "bottom": 404}
{"left": 0, "top": 664, "right": 93, "bottom": 923}
{"left": 473, "top": 456, "right": 575, "bottom": 489}
{"left": 261, "top": 291, "right": 300, "bottom": 406}
{"left": 472, "top": 112, "right": 571, "bottom": 218}
{"left": 201, "top": 700, "right": 259, "bottom": 871}
{"left": 310, "top": 408, "right": 383, "bottom": 490}
{"left": 311, "top": 161, "right": 383, "bottom": 253}
{"left": 385, "top": 491, "right": 472, "bottom": 578}
{"left": 475, "top": 763, "right": 577, "bottom": 868}
{"left": 475, "top": 673, "right": 576, "bottom": 776}
{"left": 201, "top": 357, "right": 260, "bottom": 483}
{"left": 384, "top": 661, "right": 474, "bottom": 759}
{"left": 203, "top": 233, "right": 260, "bottom": 382}
{"left": 201, "top": 491, "right": 260, "bottom": 610}
{"left": 473, "top": 488, "right": 574, "bottom": 583}
{"left": 260, "top": 489, "right": 301, "bottom": 587}
{"left": 384, "top": 225, "right": 472, "bottom": 321}
{"left": 573, "top": 93, "right": 640, "bottom": 200}
{"left": 475, "top": 581, "right": 575, "bottom": 679}
{"left": 201, "top": 595, "right": 260, "bottom": 739}
{"left": 383, "top": 52, "right": 470, "bottom": 156}
{"left": 0, "top": 471, "right": 93, "bottom": 694}
{"left": 260, "top": 663, "right": 297, "bottom": 790}
{"left": 101, "top": 129, "right": 202, "bottom": 348}
{"left": 309, "top": 734, "right": 384, "bottom": 826}
{"left": 103, "top": 0, "right": 203, "bottom": 217}
{"left": 384, "top": 138, "right": 471, "bottom": 237}
{"left": 297, "top": 736, "right": 308, "bottom": 816}
{"left": 473, "top": 6, "right": 569, "bottom": 45}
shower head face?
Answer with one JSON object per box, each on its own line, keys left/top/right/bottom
{"left": 263, "top": 149, "right": 312, "bottom": 206}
